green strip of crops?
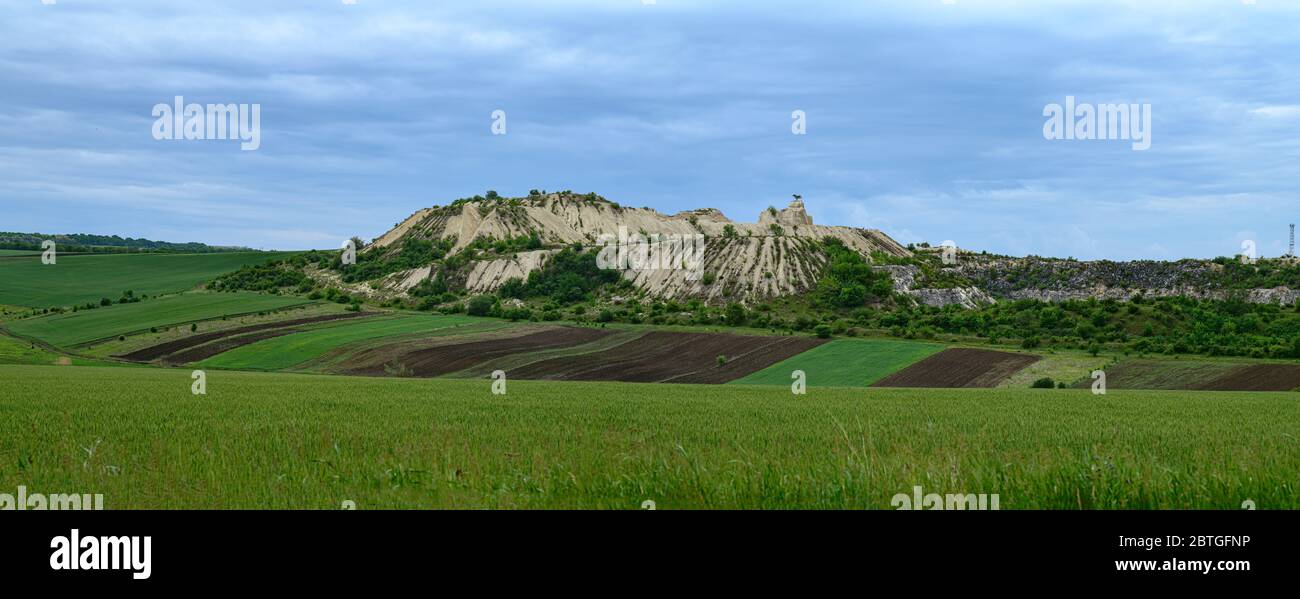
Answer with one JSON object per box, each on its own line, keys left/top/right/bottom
{"left": 4, "top": 292, "right": 310, "bottom": 347}
{"left": 2, "top": 364, "right": 1295, "bottom": 509}
{"left": 197, "top": 314, "right": 485, "bottom": 371}
{"left": 0, "top": 251, "right": 296, "bottom": 308}
{"left": 731, "top": 338, "right": 944, "bottom": 387}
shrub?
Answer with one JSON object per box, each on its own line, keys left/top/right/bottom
{"left": 1031, "top": 377, "right": 1055, "bottom": 389}
{"left": 1022, "top": 336, "right": 1041, "bottom": 349}
{"left": 814, "top": 324, "right": 832, "bottom": 339}
{"left": 466, "top": 294, "right": 497, "bottom": 317}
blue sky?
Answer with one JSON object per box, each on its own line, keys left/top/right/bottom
{"left": 2, "top": 0, "right": 1298, "bottom": 260}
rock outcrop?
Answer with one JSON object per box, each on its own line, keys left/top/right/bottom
{"left": 364, "top": 192, "right": 909, "bottom": 302}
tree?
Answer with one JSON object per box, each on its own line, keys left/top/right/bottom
{"left": 467, "top": 294, "right": 497, "bottom": 316}
{"left": 725, "top": 303, "right": 748, "bottom": 326}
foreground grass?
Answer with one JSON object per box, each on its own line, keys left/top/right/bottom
{"left": 4, "top": 292, "right": 311, "bottom": 347}
{"left": 0, "top": 252, "right": 295, "bottom": 308}
{"left": 0, "top": 364, "right": 1295, "bottom": 509}
{"left": 732, "top": 338, "right": 944, "bottom": 387}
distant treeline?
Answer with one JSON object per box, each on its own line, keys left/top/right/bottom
{"left": 0, "top": 232, "right": 254, "bottom": 254}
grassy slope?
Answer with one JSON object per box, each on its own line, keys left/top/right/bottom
{"left": 0, "top": 364, "right": 1295, "bottom": 509}
{"left": 0, "top": 251, "right": 294, "bottom": 307}
{"left": 197, "top": 314, "right": 484, "bottom": 371}
{"left": 730, "top": 338, "right": 944, "bottom": 387}
{"left": 0, "top": 333, "right": 113, "bottom": 367}
{"left": 4, "top": 292, "right": 310, "bottom": 347}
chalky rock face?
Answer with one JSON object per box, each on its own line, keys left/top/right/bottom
{"left": 758, "top": 198, "right": 814, "bottom": 228}
{"left": 353, "top": 192, "right": 910, "bottom": 302}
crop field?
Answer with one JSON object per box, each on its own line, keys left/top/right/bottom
{"left": 732, "top": 338, "right": 944, "bottom": 387}
{"left": 197, "top": 314, "right": 485, "bottom": 371}
{"left": 1071, "top": 359, "right": 1300, "bottom": 391}
{"left": 0, "top": 251, "right": 294, "bottom": 308}
{"left": 3, "top": 292, "right": 311, "bottom": 347}
{"left": 117, "top": 311, "right": 376, "bottom": 363}
{"left": 873, "top": 348, "right": 1040, "bottom": 388}
{"left": 341, "top": 326, "right": 615, "bottom": 377}
{"left": 0, "top": 364, "right": 1296, "bottom": 509}
{"left": 506, "top": 330, "right": 826, "bottom": 383}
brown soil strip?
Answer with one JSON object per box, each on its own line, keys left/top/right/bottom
{"left": 117, "top": 311, "right": 374, "bottom": 362}
{"left": 338, "top": 326, "right": 614, "bottom": 377}
{"left": 871, "top": 348, "right": 1040, "bottom": 388}
{"left": 1194, "top": 364, "right": 1300, "bottom": 391}
{"left": 665, "top": 336, "right": 827, "bottom": 384}
{"left": 509, "top": 331, "right": 826, "bottom": 383}
{"left": 162, "top": 329, "right": 302, "bottom": 365}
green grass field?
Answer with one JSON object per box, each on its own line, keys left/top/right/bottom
{"left": 731, "top": 338, "right": 944, "bottom": 387}
{"left": 197, "top": 314, "right": 485, "bottom": 371}
{"left": 2, "top": 364, "right": 1294, "bottom": 509}
{"left": 4, "top": 292, "right": 311, "bottom": 347}
{"left": 0, "top": 251, "right": 294, "bottom": 308}
{"left": 0, "top": 249, "right": 39, "bottom": 256}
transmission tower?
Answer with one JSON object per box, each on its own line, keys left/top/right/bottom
{"left": 1291, "top": 223, "right": 1296, "bottom": 257}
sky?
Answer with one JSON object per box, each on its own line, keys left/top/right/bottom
{"left": 2, "top": 0, "right": 1298, "bottom": 260}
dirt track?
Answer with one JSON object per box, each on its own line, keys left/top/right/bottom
{"left": 117, "top": 311, "right": 373, "bottom": 362}
{"left": 871, "top": 348, "right": 1039, "bottom": 388}
{"left": 510, "top": 331, "right": 826, "bottom": 383}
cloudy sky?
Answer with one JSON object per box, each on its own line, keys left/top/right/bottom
{"left": 3, "top": 0, "right": 1298, "bottom": 259}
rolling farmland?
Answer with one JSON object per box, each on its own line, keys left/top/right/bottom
{"left": 1, "top": 364, "right": 1296, "bottom": 509}
{"left": 0, "top": 251, "right": 294, "bottom": 307}
{"left": 197, "top": 314, "right": 485, "bottom": 371}
{"left": 4, "top": 292, "right": 311, "bottom": 347}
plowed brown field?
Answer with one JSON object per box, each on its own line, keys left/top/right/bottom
{"left": 871, "top": 348, "right": 1039, "bottom": 388}
{"left": 338, "top": 326, "right": 614, "bottom": 377}
{"left": 510, "top": 331, "right": 827, "bottom": 383}
{"left": 117, "top": 311, "right": 373, "bottom": 362}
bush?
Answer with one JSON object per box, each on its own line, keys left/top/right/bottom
{"left": 716, "top": 355, "right": 727, "bottom": 366}
{"left": 725, "top": 303, "right": 747, "bottom": 326}
{"left": 813, "top": 324, "right": 832, "bottom": 339}
{"left": 466, "top": 294, "right": 497, "bottom": 317}
{"left": 1022, "top": 336, "right": 1041, "bottom": 349}
{"left": 1031, "top": 377, "right": 1055, "bottom": 389}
